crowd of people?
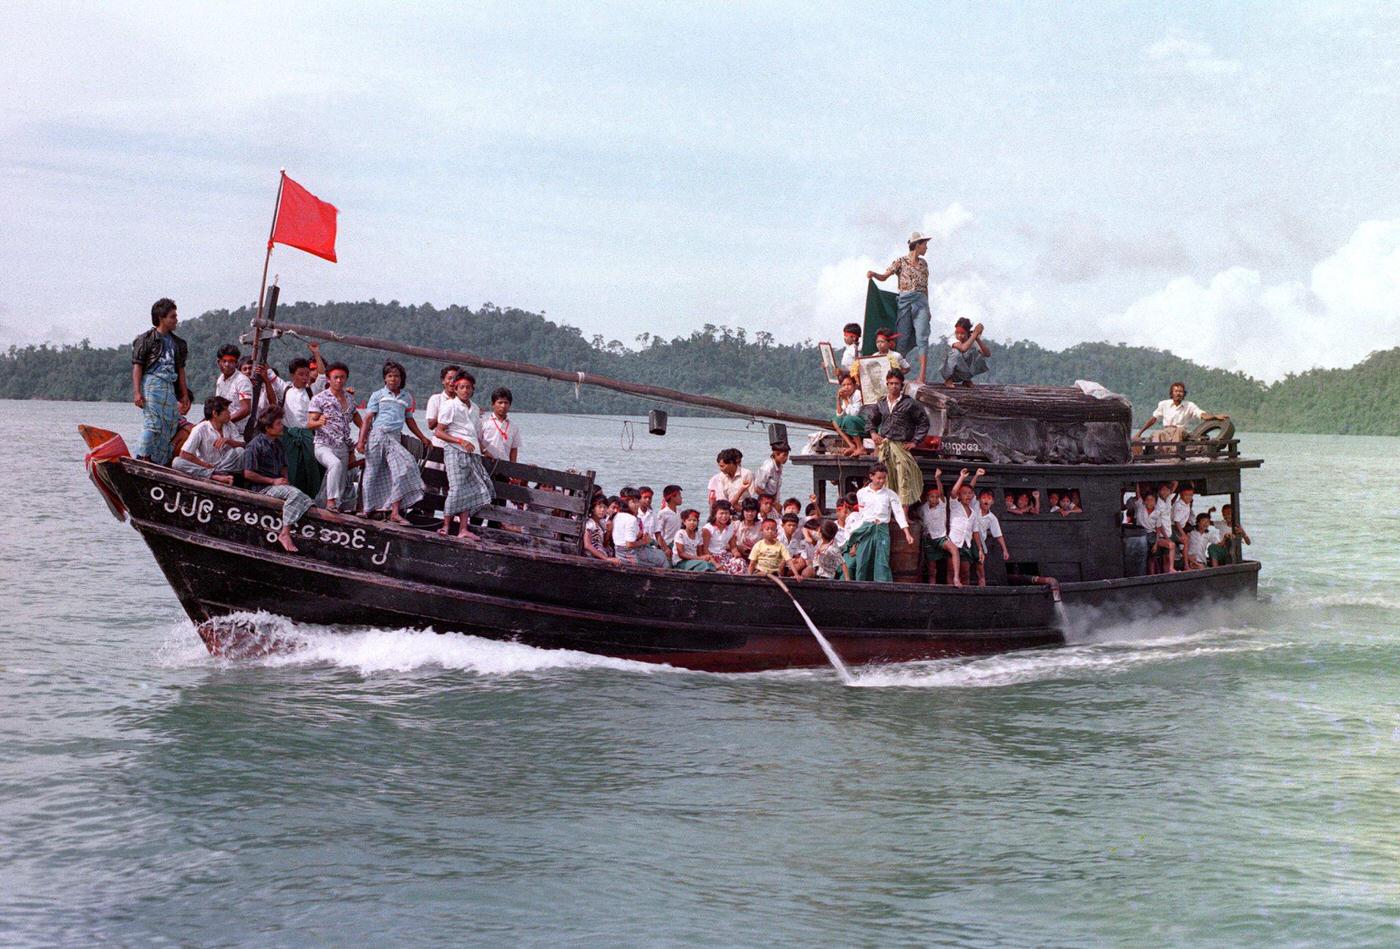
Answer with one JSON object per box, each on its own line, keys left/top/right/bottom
{"left": 131, "top": 292, "right": 1247, "bottom": 583}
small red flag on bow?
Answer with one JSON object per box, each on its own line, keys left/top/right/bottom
{"left": 270, "top": 173, "right": 338, "bottom": 262}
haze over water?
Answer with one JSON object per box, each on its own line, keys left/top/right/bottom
{"left": 4, "top": 401, "right": 1398, "bottom": 945}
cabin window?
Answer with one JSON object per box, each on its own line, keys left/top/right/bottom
{"left": 1045, "top": 487, "right": 1084, "bottom": 515}
{"left": 1002, "top": 489, "right": 1041, "bottom": 516}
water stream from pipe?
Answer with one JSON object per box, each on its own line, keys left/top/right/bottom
{"left": 765, "top": 575, "right": 855, "bottom": 685}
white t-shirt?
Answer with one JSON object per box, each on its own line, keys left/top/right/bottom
{"left": 707, "top": 468, "right": 752, "bottom": 505}
{"left": 1187, "top": 526, "right": 1218, "bottom": 563}
{"left": 269, "top": 375, "right": 324, "bottom": 429}
{"left": 435, "top": 398, "right": 482, "bottom": 451}
{"left": 673, "top": 528, "right": 703, "bottom": 560}
{"left": 947, "top": 500, "right": 979, "bottom": 547}
{"left": 921, "top": 500, "right": 948, "bottom": 539}
{"left": 703, "top": 522, "right": 736, "bottom": 556}
{"left": 426, "top": 392, "right": 453, "bottom": 449}
{"left": 835, "top": 512, "right": 862, "bottom": 548}
{"left": 1153, "top": 399, "right": 1204, "bottom": 430}
{"left": 638, "top": 507, "right": 659, "bottom": 538}
{"left": 840, "top": 343, "right": 858, "bottom": 370}
{"left": 855, "top": 485, "right": 909, "bottom": 529}
{"left": 215, "top": 371, "right": 253, "bottom": 409}
{"left": 782, "top": 529, "right": 813, "bottom": 559}
{"left": 838, "top": 388, "right": 864, "bottom": 416}
{"left": 479, "top": 413, "right": 521, "bottom": 461}
{"left": 612, "top": 511, "right": 641, "bottom": 555}
{"left": 182, "top": 419, "right": 241, "bottom": 468}
{"left": 977, "top": 510, "right": 1003, "bottom": 541}
{"left": 1171, "top": 497, "right": 1194, "bottom": 530}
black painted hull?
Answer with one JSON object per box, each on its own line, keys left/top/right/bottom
{"left": 104, "top": 459, "right": 1259, "bottom": 672}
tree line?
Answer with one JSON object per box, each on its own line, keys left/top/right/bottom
{"left": 2, "top": 299, "right": 1396, "bottom": 435}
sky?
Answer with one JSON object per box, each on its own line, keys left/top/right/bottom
{"left": 4, "top": 1, "right": 1399, "bottom": 381}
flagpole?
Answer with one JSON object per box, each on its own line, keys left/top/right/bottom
{"left": 245, "top": 168, "right": 286, "bottom": 436}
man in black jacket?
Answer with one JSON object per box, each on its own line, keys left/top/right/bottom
{"left": 865, "top": 368, "right": 928, "bottom": 505}
{"left": 131, "top": 297, "right": 192, "bottom": 464}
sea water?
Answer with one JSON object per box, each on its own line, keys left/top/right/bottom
{"left": 3, "top": 401, "right": 1398, "bottom": 945}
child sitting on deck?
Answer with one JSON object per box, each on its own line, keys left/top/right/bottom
{"left": 847, "top": 463, "right": 915, "bottom": 583}
{"left": 671, "top": 508, "right": 716, "bottom": 571}
{"left": 748, "top": 518, "right": 794, "bottom": 577}
{"left": 733, "top": 497, "right": 764, "bottom": 560}
{"left": 654, "top": 485, "right": 683, "bottom": 563}
{"left": 174, "top": 396, "right": 245, "bottom": 484}
{"left": 243, "top": 408, "right": 315, "bottom": 553}
{"left": 941, "top": 317, "right": 991, "bottom": 387}
{"left": 832, "top": 371, "right": 867, "bottom": 457}
{"left": 1185, "top": 512, "right": 1221, "bottom": 570}
{"left": 583, "top": 495, "right": 615, "bottom": 562}
{"left": 779, "top": 512, "right": 813, "bottom": 577}
{"left": 703, "top": 500, "right": 745, "bottom": 574}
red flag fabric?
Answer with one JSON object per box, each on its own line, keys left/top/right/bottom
{"left": 270, "top": 174, "right": 338, "bottom": 262}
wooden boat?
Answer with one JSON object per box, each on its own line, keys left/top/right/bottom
{"left": 80, "top": 314, "right": 1262, "bottom": 673}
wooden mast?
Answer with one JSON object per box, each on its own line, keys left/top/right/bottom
{"left": 251, "top": 319, "right": 831, "bottom": 429}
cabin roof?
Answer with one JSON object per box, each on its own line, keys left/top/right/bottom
{"left": 913, "top": 383, "right": 1132, "bottom": 424}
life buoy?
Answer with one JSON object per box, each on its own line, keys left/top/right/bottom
{"left": 1190, "top": 418, "right": 1235, "bottom": 443}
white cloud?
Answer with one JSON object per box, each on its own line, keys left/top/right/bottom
{"left": 1034, "top": 214, "right": 1191, "bottom": 283}
{"left": 1143, "top": 35, "right": 1243, "bottom": 77}
{"left": 920, "top": 203, "right": 974, "bottom": 243}
{"left": 1104, "top": 218, "right": 1400, "bottom": 379}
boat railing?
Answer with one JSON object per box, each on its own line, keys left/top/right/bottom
{"left": 1130, "top": 437, "right": 1240, "bottom": 463}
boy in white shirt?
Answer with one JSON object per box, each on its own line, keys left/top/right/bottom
{"left": 872, "top": 328, "right": 913, "bottom": 374}
{"left": 975, "top": 488, "right": 1010, "bottom": 586}
{"left": 778, "top": 512, "right": 813, "bottom": 577}
{"left": 839, "top": 322, "right": 861, "bottom": 371}
{"left": 750, "top": 442, "right": 790, "bottom": 501}
{"left": 613, "top": 487, "right": 666, "bottom": 567}
{"left": 654, "top": 485, "right": 684, "bottom": 562}
{"left": 213, "top": 344, "right": 254, "bottom": 424}
{"left": 944, "top": 468, "right": 983, "bottom": 588}
{"left": 173, "top": 396, "right": 245, "bottom": 484}
{"left": 1185, "top": 512, "right": 1219, "bottom": 570}
{"left": 1138, "top": 493, "right": 1176, "bottom": 574}
{"left": 479, "top": 386, "right": 521, "bottom": 462}
{"left": 1171, "top": 484, "right": 1196, "bottom": 557}
{"left": 918, "top": 473, "right": 953, "bottom": 584}
{"left": 707, "top": 448, "right": 753, "bottom": 509}
{"left": 425, "top": 365, "right": 461, "bottom": 451}
{"left": 847, "top": 463, "right": 914, "bottom": 582}
{"left": 636, "top": 486, "right": 668, "bottom": 565}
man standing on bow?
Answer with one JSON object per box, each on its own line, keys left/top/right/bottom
{"left": 867, "top": 231, "right": 934, "bottom": 384}
{"left": 131, "top": 297, "right": 192, "bottom": 464}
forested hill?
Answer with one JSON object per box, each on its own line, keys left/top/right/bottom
{"left": 2, "top": 300, "right": 1396, "bottom": 435}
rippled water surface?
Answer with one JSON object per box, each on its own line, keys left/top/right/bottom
{"left": 3, "top": 401, "right": 1398, "bottom": 946}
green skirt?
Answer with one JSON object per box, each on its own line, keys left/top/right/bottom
{"left": 282, "top": 426, "right": 323, "bottom": 499}
{"left": 674, "top": 558, "right": 716, "bottom": 572}
{"left": 877, "top": 439, "right": 924, "bottom": 507}
{"left": 1207, "top": 543, "right": 1231, "bottom": 564}
{"left": 834, "top": 413, "right": 867, "bottom": 438}
{"left": 922, "top": 535, "right": 950, "bottom": 562}
{"left": 848, "top": 520, "right": 892, "bottom": 582}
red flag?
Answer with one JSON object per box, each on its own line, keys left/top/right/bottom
{"left": 270, "top": 174, "right": 338, "bottom": 262}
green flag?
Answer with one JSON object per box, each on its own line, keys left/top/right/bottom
{"left": 862, "top": 279, "right": 898, "bottom": 356}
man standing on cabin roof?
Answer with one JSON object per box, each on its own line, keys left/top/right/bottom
{"left": 867, "top": 368, "right": 927, "bottom": 506}
{"left": 131, "top": 297, "right": 192, "bottom": 465}
{"left": 866, "top": 231, "right": 933, "bottom": 384}
{"left": 1136, "top": 381, "right": 1229, "bottom": 442}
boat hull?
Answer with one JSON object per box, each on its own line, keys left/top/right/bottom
{"left": 106, "top": 459, "right": 1259, "bottom": 672}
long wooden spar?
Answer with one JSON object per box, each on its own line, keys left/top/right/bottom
{"left": 252, "top": 319, "right": 831, "bottom": 429}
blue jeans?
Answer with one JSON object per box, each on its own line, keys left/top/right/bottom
{"left": 896, "top": 291, "right": 931, "bottom": 365}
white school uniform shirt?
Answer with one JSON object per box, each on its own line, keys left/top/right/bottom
{"left": 977, "top": 510, "right": 1003, "bottom": 542}
{"left": 612, "top": 511, "right": 641, "bottom": 553}
{"left": 855, "top": 485, "right": 909, "bottom": 529}
{"left": 269, "top": 375, "right": 324, "bottom": 428}
{"left": 435, "top": 398, "right": 482, "bottom": 451}
{"left": 1153, "top": 399, "right": 1204, "bottom": 430}
{"left": 751, "top": 457, "right": 783, "bottom": 499}
{"left": 1186, "top": 526, "right": 1218, "bottom": 563}
{"left": 638, "top": 507, "right": 659, "bottom": 538}
{"left": 426, "top": 392, "right": 453, "bottom": 449}
{"left": 1171, "top": 497, "right": 1194, "bottom": 531}
{"left": 838, "top": 388, "right": 864, "bottom": 416}
{"left": 921, "top": 500, "right": 948, "bottom": 539}
{"left": 840, "top": 343, "right": 859, "bottom": 370}
{"left": 703, "top": 522, "right": 736, "bottom": 556}
{"left": 946, "top": 500, "right": 979, "bottom": 547}
{"left": 480, "top": 413, "right": 521, "bottom": 461}
{"left": 655, "top": 506, "right": 681, "bottom": 545}
{"left": 673, "top": 528, "right": 703, "bottom": 560}
{"left": 182, "top": 419, "right": 241, "bottom": 467}
{"left": 215, "top": 371, "right": 253, "bottom": 408}
{"left": 707, "top": 467, "right": 752, "bottom": 504}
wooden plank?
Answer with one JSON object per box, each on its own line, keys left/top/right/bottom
{"left": 477, "top": 502, "right": 582, "bottom": 536}
{"left": 473, "top": 524, "right": 575, "bottom": 554}
{"left": 482, "top": 457, "right": 595, "bottom": 494}
{"left": 488, "top": 480, "right": 588, "bottom": 515}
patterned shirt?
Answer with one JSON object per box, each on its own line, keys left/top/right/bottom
{"left": 309, "top": 388, "right": 356, "bottom": 449}
{"left": 888, "top": 254, "right": 929, "bottom": 294}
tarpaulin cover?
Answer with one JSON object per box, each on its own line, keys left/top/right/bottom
{"left": 914, "top": 384, "right": 1133, "bottom": 464}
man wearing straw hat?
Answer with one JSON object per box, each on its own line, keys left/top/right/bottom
{"left": 866, "top": 231, "right": 933, "bottom": 384}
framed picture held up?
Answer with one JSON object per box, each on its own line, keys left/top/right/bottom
{"left": 818, "top": 342, "right": 839, "bottom": 384}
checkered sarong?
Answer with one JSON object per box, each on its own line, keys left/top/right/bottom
{"left": 137, "top": 375, "right": 180, "bottom": 465}
{"left": 443, "top": 443, "right": 494, "bottom": 516}
{"left": 256, "top": 483, "right": 314, "bottom": 527}
{"left": 360, "top": 428, "right": 424, "bottom": 513}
